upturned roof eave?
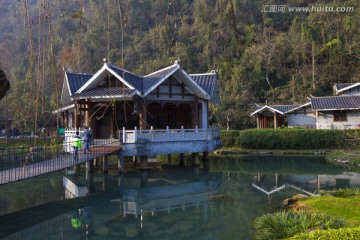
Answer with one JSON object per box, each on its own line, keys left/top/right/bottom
{"left": 141, "top": 63, "right": 180, "bottom": 97}
{"left": 284, "top": 102, "right": 312, "bottom": 114}
{"left": 177, "top": 68, "right": 211, "bottom": 100}
{"left": 75, "top": 63, "right": 136, "bottom": 95}
{"left": 250, "top": 105, "right": 284, "bottom": 116}
{"left": 336, "top": 82, "right": 360, "bottom": 95}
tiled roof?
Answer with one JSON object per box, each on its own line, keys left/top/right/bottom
{"left": 108, "top": 65, "right": 143, "bottom": 92}
{"left": 72, "top": 87, "right": 136, "bottom": 99}
{"left": 311, "top": 95, "right": 360, "bottom": 110}
{"left": 284, "top": 102, "right": 312, "bottom": 114}
{"left": 251, "top": 104, "right": 300, "bottom": 116}
{"left": 190, "top": 73, "right": 216, "bottom": 97}
{"left": 335, "top": 82, "right": 360, "bottom": 95}
{"left": 64, "top": 63, "right": 219, "bottom": 103}
{"left": 67, "top": 72, "right": 93, "bottom": 95}
{"left": 267, "top": 105, "right": 301, "bottom": 113}
{"left": 335, "top": 83, "right": 354, "bottom": 91}
{"left": 143, "top": 65, "right": 178, "bottom": 93}
{"left": 190, "top": 72, "right": 220, "bottom": 104}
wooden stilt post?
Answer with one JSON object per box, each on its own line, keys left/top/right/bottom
{"left": 179, "top": 153, "right": 185, "bottom": 167}
{"left": 140, "top": 156, "right": 147, "bottom": 170}
{"left": 102, "top": 174, "right": 108, "bottom": 191}
{"left": 86, "top": 160, "right": 93, "bottom": 174}
{"left": 86, "top": 171, "right": 94, "bottom": 193}
{"left": 103, "top": 155, "right": 108, "bottom": 174}
{"left": 167, "top": 154, "right": 172, "bottom": 164}
{"left": 192, "top": 153, "right": 200, "bottom": 167}
{"left": 118, "top": 150, "right": 125, "bottom": 173}
{"left": 202, "top": 152, "right": 209, "bottom": 161}
{"left": 74, "top": 165, "right": 81, "bottom": 176}
{"left": 193, "top": 166, "right": 200, "bottom": 181}
{"left": 140, "top": 171, "right": 148, "bottom": 187}
{"left": 202, "top": 152, "right": 209, "bottom": 171}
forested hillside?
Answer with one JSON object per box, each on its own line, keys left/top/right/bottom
{"left": 0, "top": 0, "right": 359, "bottom": 131}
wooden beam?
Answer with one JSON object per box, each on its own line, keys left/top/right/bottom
{"left": 169, "top": 78, "right": 173, "bottom": 98}
{"left": 274, "top": 112, "right": 278, "bottom": 129}
{"left": 192, "top": 96, "right": 199, "bottom": 127}
{"left": 77, "top": 99, "right": 88, "bottom": 104}
{"left": 74, "top": 101, "right": 78, "bottom": 128}
{"left": 181, "top": 83, "right": 185, "bottom": 99}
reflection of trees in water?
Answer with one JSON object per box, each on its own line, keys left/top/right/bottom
{"left": 206, "top": 155, "right": 348, "bottom": 239}
{"left": 0, "top": 173, "right": 64, "bottom": 215}
{"left": 209, "top": 155, "right": 342, "bottom": 174}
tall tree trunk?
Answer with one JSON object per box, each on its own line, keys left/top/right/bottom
{"left": 312, "top": 41, "right": 316, "bottom": 89}
{"left": 118, "top": 0, "right": 127, "bottom": 123}
{"left": 24, "top": 0, "right": 35, "bottom": 131}
{"left": 45, "top": 0, "right": 59, "bottom": 129}
{"left": 264, "top": 72, "right": 273, "bottom": 90}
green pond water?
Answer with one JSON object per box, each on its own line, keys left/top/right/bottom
{"left": 0, "top": 155, "right": 359, "bottom": 240}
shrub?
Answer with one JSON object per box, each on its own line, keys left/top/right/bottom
{"left": 253, "top": 210, "right": 345, "bottom": 240}
{"left": 286, "top": 227, "right": 360, "bottom": 240}
{"left": 235, "top": 129, "right": 348, "bottom": 150}
{"left": 320, "top": 188, "right": 360, "bottom": 198}
{"left": 220, "top": 130, "right": 240, "bottom": 147}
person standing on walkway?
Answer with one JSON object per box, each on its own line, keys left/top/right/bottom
{"left": 83, "top": 126, "right": 92, "bottom": 154}
{"left": 72, "top": 131, "right": 82, "bottom": 160}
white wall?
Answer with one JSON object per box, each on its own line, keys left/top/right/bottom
{"left": 316, "top": 111, "right": 360, "bottom": 129}
{"left": 287, "top": 108, "right": 316, "bottom": 128}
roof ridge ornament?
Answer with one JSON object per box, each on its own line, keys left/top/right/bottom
{"left": 174, "top": 57, "right": 181, "bottom": 65}
{"left": 63, "top": 67, "right": 72, "bottom": 73}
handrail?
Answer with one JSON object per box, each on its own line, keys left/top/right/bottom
{"left": 63, "top": 126, "right": 221, "bottom": 145}
{"left": 120, "top": 126, "right": 220, "bottom": 144}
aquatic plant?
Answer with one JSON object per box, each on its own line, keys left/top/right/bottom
{"left": 253, "top": 210, "right": 345, "bottom": 240}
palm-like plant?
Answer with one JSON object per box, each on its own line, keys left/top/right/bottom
{"left": 253, "top": 210, "right": 345, "bottom": 240}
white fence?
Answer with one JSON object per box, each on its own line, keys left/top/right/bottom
{"left": 120, "top": 126, "right": 220, "bottom": 144}
{"left": 63, "top": 128, "right": 84, "bottom": 152}
{"left": 63, "top": 126, "right": 222, "bottom": 155}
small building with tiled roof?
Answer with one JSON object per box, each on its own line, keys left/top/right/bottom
{"left": 250, "top": 103, "right": 314, "bottom": 129}
{"left": 334, "top": 82, "right": 360, "bottom": 96}
{"left": 311, "top": 95, "right": 360, "bottom": 129}
{"left": 55, "top": 60, "right": 220, "bottom": 137}
{"left": 251, "top": 82, "right": 360, "bottom": 130}
{"left": 53, "top": 59, "right": 222, "bottom": 170}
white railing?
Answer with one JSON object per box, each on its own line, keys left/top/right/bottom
{"left": 120, "top": 126, "right": 220, "bottom": 144}
{"left": 63, "top": 128, "right": 85, "bottom": 152}
{"left": 63, "top": 126, "right": 221, "bottom": 146}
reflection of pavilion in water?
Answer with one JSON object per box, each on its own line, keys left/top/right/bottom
{"left": 2, "top": 167, "right": 222, "bottom": 239}
{"left": 64, "top": 167, "right": 222, "bottom": 218}
{"left": 252, "top": 172, "right": 360, "bottom": 197}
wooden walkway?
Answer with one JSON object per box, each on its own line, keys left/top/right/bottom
{"left": 0, "top": 146, "right": 121, "bottom": 185}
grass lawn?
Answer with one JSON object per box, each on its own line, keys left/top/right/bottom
{"left": 299, "top": 196, "right": 360, "bottom": 227}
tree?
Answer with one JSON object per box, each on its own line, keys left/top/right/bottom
{"left": 0, "top": 68, "right": 10, "bottom": 100}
